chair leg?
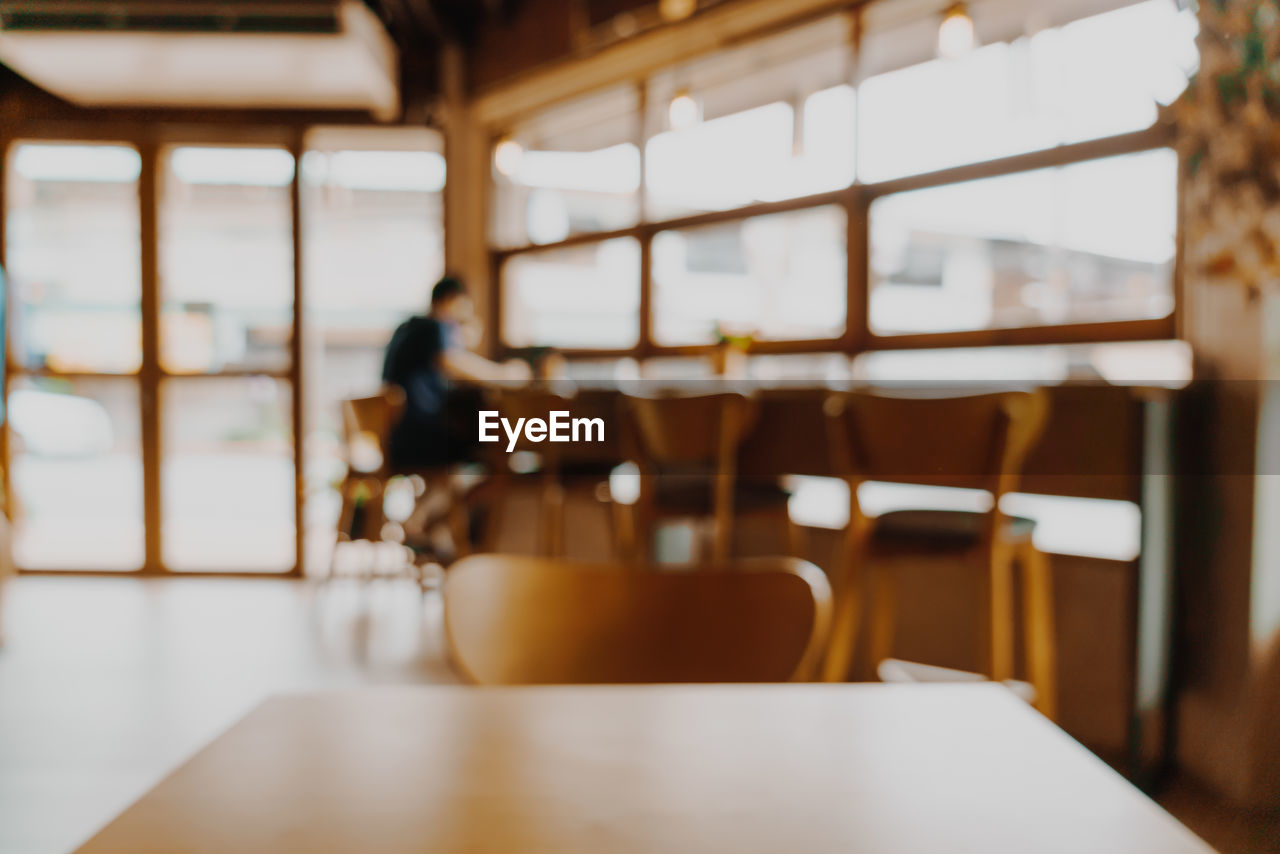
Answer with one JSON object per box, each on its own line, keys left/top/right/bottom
{"left": 403, "top": 475, "right": 440, "bottom": 537}
{"left": 987, "top": 541, "right": 1018, "bottom": 683}
{"left": 447, "top": 500, "right": 471, "bottom": 560}
{"left": 476, "top": 474, "right": 507, "bottom": 553}
{"left": 619, "top": 497, "right": 658, "bottom": 566}
{"left": 711, "top": 474, "right": 734, "bottom": 563}
{"left": 821, "top": 510, "right": 870, "bottom": 682}
{"left": 867, "top": 563, "right": 898, "bottom": 676}
{"left": 613, "top": 500, "right": 638, "bottom": 565}
{"left": 541, "top": 480, "right": 566, "bottom": 557}
{"left": 326, "top": 537, "right": 344, "bottom": 585}
{"left": 690, "top": 519, "right": 710, "bottom": 564}
{"left": 710, "top": 518, "right": 731, "bottom": 562}
{"left": 591, "top": 482, "right": 621, "bottom": 563}
{"left": 821, "top": 576, "right": 862, "bottom": 682}
{"left": 1019, "top": 541, "right": 1058, "bottom": 720}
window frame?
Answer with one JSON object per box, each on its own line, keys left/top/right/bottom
{"left": 489, "top": 14, "right": 1182, "bottom": 360}
{"left": 0, "top": 119, "right": 450, "bottom": 577}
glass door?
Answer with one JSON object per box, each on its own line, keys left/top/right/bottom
{"left": 298, "top": 126, "right": 446, "bottom": 573}
{"left": 4, "top": 141, "right": 146, "bottom": 571}
{"left": 4, "top": 137, "right": 302, "bottom": 575}
{"left": 4, "top": 129, "right": 443, "bottom": 576}
{"left": 156, "top": 144, "right": 298, "bottom": 573}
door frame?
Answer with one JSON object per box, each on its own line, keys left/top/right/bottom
{"left": 1, "top": 121, "right": 306, "bottom": 577}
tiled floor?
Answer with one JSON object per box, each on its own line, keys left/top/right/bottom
{"left": 1, "top": 575, "right": 1276, "bottom": 854}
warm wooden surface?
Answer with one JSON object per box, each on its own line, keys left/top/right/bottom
{"left": 443, "top": 555, "right": 830, "bottom": 684}
{"left": 73, "top": 684, "right": 1213, "bottom": 854}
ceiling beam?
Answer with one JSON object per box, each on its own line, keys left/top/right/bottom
{"left": 471, "top": 0, "right": 862, "bottom": 127}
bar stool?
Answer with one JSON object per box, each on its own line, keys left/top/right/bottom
{"left": 553, "top": 388, "right": 628, "bottom": 557}
{"left": 482, "top": 386, "right": 622, "bottom": 558}
{"left": 621, "top": 392, "right": 793, "bottom": 564}
{"left": 736, "top": 387, "right": 843, "bottom": 561}
{"left": 821, "top": 388, "right": 1058, "bottom": 719}
{"left": 332, "top": 389, "right": 469, "bottom": 584}
{"left": 331, "top": 390, "right": 410, "bottom": 581}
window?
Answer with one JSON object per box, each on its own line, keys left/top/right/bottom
{"left": 6, "top": 142, "right": 142, "bottom": 373}
{"left": 300, "top": 126, "right": 447, "bottom": 570}
{"left": 2, "top": 128, "right": 444, "bottom": 577}
{"left": 645, "top": 86, "right": 855, "bottom": 220}
{"left": 162, "top": 377, "right": 294, "bottom": 573}
{"left": 653, "top": 206, "right": 847, "bottom": 345}
{"left": 159, "top": 146, "right": 295, "bottom": 374}
{"left": 491, "top": 85, "right": 641, "bottom": 249}
{"left": 492, "top": 0, "right": 1191, "bottom": 356}
{"left": 5, "top": 142, "right": 145, "bottom": 571}
{"left": 9, "top": 377, "right": 143, "bottom": 570}
{"left": 858, "top": 0, "right": 1197, "bottom": 181}
{"left": 869, "top": 150, "right": 1177, "bottom": 335}
{"left": 502, "top": 238, "right": 641, "bottom": 349}
{"left": 644, "top": 18, "right": 854, "bottom": 219}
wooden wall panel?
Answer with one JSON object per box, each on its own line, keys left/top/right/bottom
{"left": 467, "top": 0, "right": 578, "bottom": 93}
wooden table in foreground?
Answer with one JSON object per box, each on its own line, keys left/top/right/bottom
{"left": 73, "top": 685, "right": 1213, "bottom": 854}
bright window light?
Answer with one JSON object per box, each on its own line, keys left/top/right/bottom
{"left": 513, "top": 143, "right": 640, "bottom": 194}
{"left": 786, "top": 477, "right": 1141, "bottom": 561}
{"left": 860, "top": 0, "right": 1198, "bottom": 182}
{"left": 170, "top": 147, "right": 295, "bottom": 187}
{"left": 1001, "top": 493, "right": 1141, "bottom": 561}
{"left": 14, "top": 144, "right": 141, "bottom": 183}
{"left": 321, "top": 150, "right": 445, "bottom": 192}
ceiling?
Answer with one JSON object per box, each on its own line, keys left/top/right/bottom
{"left": 0, "top": 0, "right": 755, "bottom": 122}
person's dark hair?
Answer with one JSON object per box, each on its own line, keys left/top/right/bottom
{"left": 430, "top": 275, "right": 467, "bottom": 307}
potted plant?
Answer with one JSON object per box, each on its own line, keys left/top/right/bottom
{"left": 710, "top": 323, "right": 753, "bottom": 377}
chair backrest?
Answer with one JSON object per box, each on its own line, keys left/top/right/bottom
{"left": 826, "top": 389, "right": 1048, "bottom": 492}
{"left": 819, "top": 389, "right": 1049, "bottom": 686}
{"left": 342, "top": 389, "right": 405, "bottom": 475}
{"left": 483, "top": 386, "right": 623, "bottom": 471}
{"left": 483, "top": 386, "right": 571, "bottom": 456}
{"left": 737, "top": 387, "right": 836, "bottom": 477}
{"left": 625, "top": 393, "right": 756, "bottom": 469}
{"left": 557, "top": 388, "right": 624, "bottom": 468}
{"left": 623, "top": 392, "right": 759, "bottom": 562}
{"left": 443, "top": 554, "right": 831, "bottom": 684}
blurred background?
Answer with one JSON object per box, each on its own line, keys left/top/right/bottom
{"left": 0, "top": 0, "right": 1197, "bottom": 576}
{"left": 2, "top": 0, "right": 1280, "bottom": 852}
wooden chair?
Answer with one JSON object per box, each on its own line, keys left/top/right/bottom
{"left": 736, "top": 387, "right": 842, "bottom": 560}
{"left": 622, "top": 392, "right": 791, "bottom": 564}
{"left": 821, "top": 388, "right": 1057, "bottom": 718}
{"left": 481, "top": 386, "right": 622, "bottom": 557}
{"left": 330, "top": 391, "right": 404, "bottom": 581}
{"left": 332, "top": 390, "right": 404, "bottom": 567}
{"left": 553, "top": 388, "right": 628, "bottom": 557}
{"left": 443, "top": 554, "right": 831, "bottom": 684}
{"left": 332, "top": 389, "right": 467, "bottom": 581}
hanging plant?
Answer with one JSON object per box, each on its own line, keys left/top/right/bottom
{"left": 1171, "top": 0, "right": 1280, "bottom": 297}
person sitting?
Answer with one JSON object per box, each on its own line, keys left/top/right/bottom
{"left": 381, "top": 275, "right": 529, "bottom": 561}
{"left": 381, "top": 275, "right": 529, "bottom": 469}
